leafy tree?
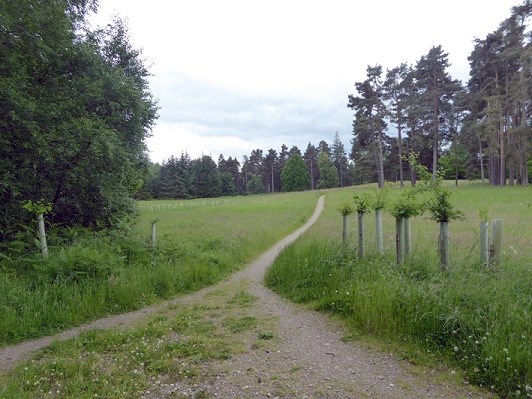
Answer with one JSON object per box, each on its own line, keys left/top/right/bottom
{"left": 246, "top": 174, "right": 266, "bottom": 195}
{"left": 281, "top": 155, "right": 310, "bottom": 192}
{"left": 0, "top": 0, "right": 158, "bottom": 239}
{"left": 317, "top": 152, "right": 339, "bottom": 189}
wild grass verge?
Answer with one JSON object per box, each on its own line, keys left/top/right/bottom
{"left": 266, "top": 184, "right": 531, "bottom": 399}
{"left": 0, "top": 191, "right": 318, "bottom": 347}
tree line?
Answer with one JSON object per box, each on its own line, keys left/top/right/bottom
{"left": 136, "top": 132, "right": 353, "bottom": 199}
{"left": 349, "top": 1, "right": 530, "bottom": 188}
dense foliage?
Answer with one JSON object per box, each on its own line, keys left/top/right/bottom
{"left": 0, "top": 0, "right": 158, "bottom": 241}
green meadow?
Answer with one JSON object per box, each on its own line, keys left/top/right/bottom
{"left": 0, "top": 191, "right": 318, "bottom": 346}
{"left": 266, "top": 183, "right": 531, "bottom": 398}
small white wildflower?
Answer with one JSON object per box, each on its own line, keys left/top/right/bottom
{"left": 454, "top": 346, "right": 459, "bottom": 352}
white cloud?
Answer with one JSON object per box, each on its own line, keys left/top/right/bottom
{"left": 90, "top": 0, "right": 521, "bottom": 163}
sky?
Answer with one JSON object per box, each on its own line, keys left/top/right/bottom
{"left": 89, "top": 0, "right": 522, "bottom": 164}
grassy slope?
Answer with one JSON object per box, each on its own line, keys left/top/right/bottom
{"left": 266, "top": 183, "right": 531, "bottom": 399}
{"left": 0, "top": 191, "right": 318, "bottom": 347}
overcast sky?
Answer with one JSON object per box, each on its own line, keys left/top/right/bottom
{"left": 89, "top": 0, "right": 521, "bottom": 164}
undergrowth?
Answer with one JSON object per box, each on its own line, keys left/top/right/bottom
{"left": 265, "top": 240, "right": 531, "bottom": 398}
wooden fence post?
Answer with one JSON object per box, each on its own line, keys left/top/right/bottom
{"left": 403, "top": 217, "right": 411, "bottom": 257}
{"left": 396, "top": 217, "right": 404, "bottom": 265}
{"left": 37, "top": 213, "right": 48, "bottom": 258}
{"left": 357, "top": 212, "right": 365, "bottom": 259}
{"left": 375, "top": 209, "right": 383, "bottom": 255}
{"left": 342, "top": 214, "right": 349, "bottom": 243}
{"left": 439, "top": 221, "right": 450, "bottom": 270}
{"left": 491, "top": 219, "right": 503, "bottom": 267}
{"left": 151, "top": 221, "right": 157, "bottom": 246}
{"left": 480, "top": 221, "right": 489, "bottom": 266}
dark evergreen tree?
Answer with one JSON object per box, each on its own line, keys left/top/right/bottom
{"left": 303, "top": 143, "right": 319, "bottom": 190}
{"left": 331, "top": 131, "right": 349, "bottom": 187}
{"left": 348, "top": 65, "right": 388, "bottom": 188}
{"left": 264, "top": 149, "right": 279, "bottom": 193}
{"left": 415, "top": 46, "right": 462, "bottom": 178}
{"left": 190, "top": 155, "right": 221, "bottom": 198}
{"left": 317, "top": 152, "right": 339, "bottom": 189}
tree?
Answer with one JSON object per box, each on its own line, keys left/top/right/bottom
{"left": 348, "top": 65, "right": 388, "bottom": 188}
{"left": 190, "top": 155, "right": 221, "bottom": 198}
{"left": 415, "top": 46, "right": 462, "bottom": 178}
{"left": 246, "top": 174, "right": 266, "bottom": 195}
{"left": 383, "top": 63, "right": 413, "bottom": 187}
{"left": 303, "top": 143, "right": 319, "bottom": 189}
{"left": 0, "top": 0, "right": 158, "bottom": 239}
{"left": 281, "top": 155, "right": 310, "bottom": 192}
{"left": 331, "top": 131, "right": 349, "bottom": 187}
{"left": 264, "top": 149, "right": 279, "bottom": 193}
{"left": 468, "top": 2, "right": 531, "bottom": 186}
{"left": 317, "top": 152, "right": 339, "bottom": 189}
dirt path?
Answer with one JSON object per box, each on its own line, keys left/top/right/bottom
{"left": 0, "top": 196, "right": 494, "bottom": 398}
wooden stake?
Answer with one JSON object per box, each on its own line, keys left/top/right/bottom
{"left": 342, "top": 214, "right": 349, "bottom": 243}
{"left": 491, "top": 219, "right": 503, "bottom": 267}
{"left": 396, "top": 217, "right": 404, "bottom": 265}
{"left": 439, "top": 221, "right": 450, "bottom": 270}
{"left": 403, "top": 217, "right": 411, "bottom": 257}
{"left": 151, "top": 221, "right": 157, "bottom": 246}
{"left": 375, "top": 209, "right": 383, "bottom": 255}
{"left": 37, "top": 213, "right": 48, "bottom": 258}
{"left": 480, "top": 221, "right": 489, "bottom": 266}
{"left": 357, "top": 212, "right": 365, "bottom": 259}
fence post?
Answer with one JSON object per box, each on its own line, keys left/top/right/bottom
{"left": 491, "top": 219, "right": 503, "bottom": 267}
{"left": 342, "top": 214, "right": 349, "bottom": 243}
{"left": 439, "top": 221, "right": 450, "bottom": 270}
{"left": 37, "top": 213, "right": 48, "bottom": 258}
{"left": 357, "top": 212, "right": 365, "bottom": 259}
{"left": 151, "top": 221, "right": 157, "bottom": 246}
{"left": 375, "top": 209, "right": 383, "bottom": 255}
{"left": 480, "top": 221, "right": 489, "bottom": 266}
{"left": 403, "top": 217, "right": 411, "bottom": 257}
{"left": 396, "top": 217, "right": 404, "bottom": 265}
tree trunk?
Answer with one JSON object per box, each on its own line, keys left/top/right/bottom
{"left": 432, "top": 99, "right": 439, "bottom": 180}
{"left": 377, "top": 133, "right": 385, "bottom": 188}
{"left": 406, "top": 138, "right": 416, "bottom": 186}
{"left": 398, "top": 124, "right": 404, "bottom": 187}
{"left": 479, "top": 136, "right": 485, "bottom": 184}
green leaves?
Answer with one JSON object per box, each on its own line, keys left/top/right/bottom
{"left": 281, "top": 155, "right": 310, "bottom": 192}
{"left": 0, "top": 2, "right": 157, "bottom": 239}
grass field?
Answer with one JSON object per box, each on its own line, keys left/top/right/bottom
{"left": 0, "top": 191, "right": 318, "bottom": 346}
{"left": 266, "top": 182, "right": 531, "bottom": 398}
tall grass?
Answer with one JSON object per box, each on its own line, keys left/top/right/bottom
{"left": 0, "top": 191, "right": 318, "bottom": 346}
{"left": 266, "top": 183, "right": 531, "bottom": 398}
